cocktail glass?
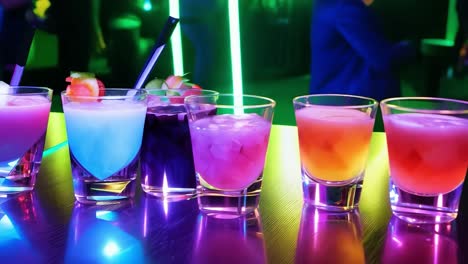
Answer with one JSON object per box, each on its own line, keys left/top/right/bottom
{"left": 293, "top": 94, "right": 378, "bottom": 211}
{"left": 381, "top": 97, "right": 468, "bottom": 224}
{"left": 185, "top": 94, "right": 275, "bottom": 215}
{"left": 140, "top": 89, "right": 218, "bottom": 200}
{"left": 61, "top": 89, "right": 147, "bottom": 204}
{"left": 0, "top": 87, "right": 52, "bottom": 195}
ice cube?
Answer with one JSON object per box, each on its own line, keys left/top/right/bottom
{"left": 101, "top": 99, "right": 125, "bottom": 105}
{"left": 0, "top": 81, "right": 10, "bottom": 106}
{"left": 212, "top": 115, "right": 230, "bottom": 124}
{"left": 7, "top": 95, "right": 49, "bottom": 106}
{"left": 210, "top": 139, "right": 242, "bottom": 161}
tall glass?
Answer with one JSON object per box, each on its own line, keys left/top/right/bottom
{"left": 0, "top": 87, "right": 52, "bottom": 195}
{"left": 62, "top": 89, "right": 147, "bottom": 204}
{"left": 185, "top": 94, "right": 275, "bottom": 215}
{"left": 140, "top": 89, "right": 218, "bottom": 200}
{"left": 293, "top": 94, "right": 378, "bottom": 211}
{"left": 381, "top": 97, "right": 468, "bottom": 224}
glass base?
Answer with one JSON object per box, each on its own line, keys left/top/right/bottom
{"left": 302, "top": 170, "right": 363, "bottom": 212}
{"left": 0, "top": 135, "right": 46, "bottom": 196}
{"left": 196, "top": 173, "right": 262, "bottom": 215}
{"left": 141, "top": 185, "right": 196, "bottom": 201}
{"left": 74, "top": 179, "right": 136, "bottom": 205}
{"left": 71, "top": 152, "right": 138, "bottom": 204}
{"left": 389, "top": 179, "right": 462, "bottom": 224}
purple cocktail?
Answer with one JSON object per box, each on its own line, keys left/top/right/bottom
{"left": 140, "top": 89, "right": 218, "bottom": 200}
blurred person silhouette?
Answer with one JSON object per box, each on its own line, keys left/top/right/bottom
{"left": 0, "top": 0, "right": 33, "bottom": 81}
{"left": 48, "top": 0, "right": 104, "bottom": 86}
{"left": 310, "top": 0, "right": 419, "bottom": 101}
{"left": 180, "top": 0, "right": 229, "bottom": 89}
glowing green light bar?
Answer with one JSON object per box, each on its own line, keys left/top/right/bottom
{"left": 228, "top": 0, "right": 244, "bottom": 113}
{"left": 169, "top": 0, "right": 184, "bottom": 75}
{"left": 445, "top": 0, "right": 458, "bottom": 41}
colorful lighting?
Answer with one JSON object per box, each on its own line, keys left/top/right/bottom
{"left": 143, "top": 0, "right": 153, "bottom": 12}
{"left": 169, "top": 0, "right": 184, "bottom": 75}
{"left": 228, "top": 0, "right": 244, "bottom": 112}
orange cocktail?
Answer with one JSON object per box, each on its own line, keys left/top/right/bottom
{"left": 296, "top": 106, "right": 374, "bottom": 183}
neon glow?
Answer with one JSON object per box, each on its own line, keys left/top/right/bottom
{"left": 162, "top": 173, "right": 169, "bottom": 216}
{"left": 43, "top": 141, "right": 68, "bottom": 157}
{"left": 169, "top": 0, "right": 184, "bottom": 75}
{"left": 446, "top": 0, "right": 458, "bottom": 41}
{"left": 228, "top": 0, "right": 244, "bottom": 114}
{"left": 143, "top": 0, "right": 152, "bottom": 11}
{"left": 103, "top": 241, "right": 120, "bottom": 257}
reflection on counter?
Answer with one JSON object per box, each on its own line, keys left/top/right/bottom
{"left": 295, "top": 205, "right": 365, "bottom": 264}
{"left": 192, "top": 211, "right": 267, "bottom": 264}
{"left": 65, "top": 202, "right": 145, "bottom": 263}
{"left": 0, "top": 192, "right": 42, "bottom": 263}
{"left": 381, "top": 216, "right": 459, "bottom": 264}
{"left": 140, "top": 197, "right": 199, "bottom": 263}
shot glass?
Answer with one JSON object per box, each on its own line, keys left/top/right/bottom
{"left": 185, "top": 94, "right": 275, "bottom": 215}
{"left": 295, "top": 205, "right": 364, "bottom": 264}
{"left": 62, "top": 89, "right": 147, "bottom": 204}
{"left": 0, "top": 87, "right": 52, "bottom": 195}
{"left": 293, "top": 94, "right": 378, "bottom": 211}
{"left": 140, "top": 89, "right": 218, "bottom": 200}
{"left": 381, "top": 97, "right": 468, "bottom": 224}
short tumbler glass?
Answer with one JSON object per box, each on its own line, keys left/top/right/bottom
{"left": 0, "top": 87, "right": 52, "bottom": 195}
{"left": 293, "top": 94, "right": 378, "bottom": 211}
{"left": 185, "top": 94, "right": 275, "bottom": 215}
{"left": 62, "top": 89, "right": 147, "bottom": 204}
{"left": 381, "top": 97, "right": 468, "bottom": 224}
{"left": 140, "top": 88, "right": 218, "bottom": 200}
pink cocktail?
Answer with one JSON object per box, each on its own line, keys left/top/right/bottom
{"left": 190, "top": 114, "right": 271, "bottom": 190}
{"left": 382, "top": 97, "right": 468, "bottom": 224}
{"left": 0, "top": 87, "right": 52, "bottom": 194}
{"left": 185, "top": 94, "right": 275, "bottom": 215}
{"left": 384, "top": 113, "right": 468, "bottom": 195}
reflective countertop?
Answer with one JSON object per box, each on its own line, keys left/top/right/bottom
{"left": 1, "top": 113, "right": 467, "bottom": 263}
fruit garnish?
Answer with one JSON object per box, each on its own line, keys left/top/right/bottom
{"left": 145, "top": 74, "right": 203, "bottom": 91}
{"left": 145, "top": 78, "right": 168, "bottom": 90}
{"left": 191, "top": 84, "right": 202, "bottom": 90}
{"left": 182, "top": 89, "right": 202, "bottom": 97}
{"left": 65, "top": 72, "right": 105, "bottom": 100}
{"left": 165, "top": 75, "right": 189, "bottom": 89}
{"left": 70, "top": 71, "right": 96, "bottom": 78}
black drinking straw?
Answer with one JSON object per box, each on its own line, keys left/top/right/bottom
{"left": 133, "top": 16, "right": 179, "bottom": 89}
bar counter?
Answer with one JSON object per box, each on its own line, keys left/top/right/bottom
{"left": 1, "top": 113, "right": 467, "bottom": 263}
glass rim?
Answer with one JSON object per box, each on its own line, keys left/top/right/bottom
{"left": 184, "top": 93, "right": 276, "bottom": 109}
{"left": 1, "top": 86, "right": 52, "bottom": 96}
{"left": 61, "top": 88, "right": 147, "bottom": 100}
{"left": 292, "top": 94, "right": 378, "bottom": 109}
{"left": 381, "top": 96, "right": 468, "bottom": 114}
{"left": 145, "top": 88, "right": 219, "bottom": 97}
